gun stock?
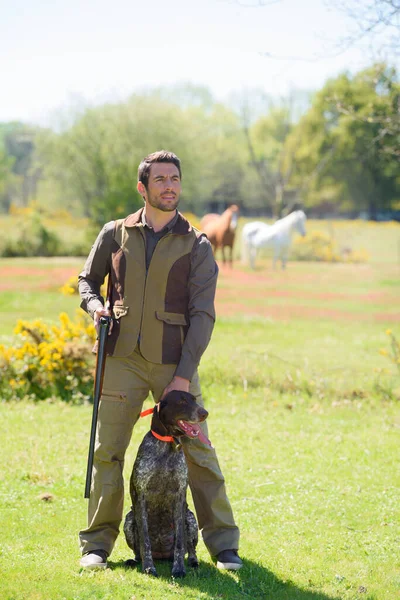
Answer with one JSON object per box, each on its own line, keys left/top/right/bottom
{"left": 84, "top": 316, "right": 111, "bottom": 499}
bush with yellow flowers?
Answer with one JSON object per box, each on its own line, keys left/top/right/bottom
{"left": 59, "top": 275, "right": 79, "bottom": 296}
{"left": 60, "top": 276, "right": 107, "bottom": 297}
{"left": 292, "top": 231, "right": 368, "bottom": 263}
{"left": 182, "top": 212, "right": 202, "bottom": 230}
{"left": 379, "top": 329, "right": 400, "bottom": 376}
{"left": 0, "top": 312, "right": 97, "bottom": 402}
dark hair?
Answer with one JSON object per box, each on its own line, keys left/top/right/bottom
{"left": 138, "top": 150, "right": 182, "bottom": 188}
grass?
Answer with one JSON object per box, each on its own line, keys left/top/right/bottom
{"left": 0, "top": 257, "right": 83, "bottom": 341}
{"left": 0, "top": 393, "right": 399, "bottom": 599}
{"left": 1, "top": 218, "right": 400, "bottom": 599}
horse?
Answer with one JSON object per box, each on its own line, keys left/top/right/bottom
{"left": 200, "top": 204, "right": 239, "bottom": 266}
{"left": 241, "top": 210, "right": 307, "bottom": 270}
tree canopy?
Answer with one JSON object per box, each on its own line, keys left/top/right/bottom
{"left": 0, "top": 63, "right": 399, "bottom": 222}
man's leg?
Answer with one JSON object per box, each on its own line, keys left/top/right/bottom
{"left": 184, "top": 373, "right": 240, "bottom": 557}
{"left": 79, "top": 348, "right": 150, "bottom": 563}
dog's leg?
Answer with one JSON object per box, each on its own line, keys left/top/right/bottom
{"left": 123, "top": 509, "right": 140, "bottom": 566}
{"left": 136, "top": 494, "right": 158, "bottom": 577}
{"left": 171, "top": 494, "right": 186, "bottom": 578}
{"left": 185, "top": 508, "right": 199, "bottom": 568}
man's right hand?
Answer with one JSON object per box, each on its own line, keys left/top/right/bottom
{"left": 94, "top": 306, "right": 112, "bottom": 335}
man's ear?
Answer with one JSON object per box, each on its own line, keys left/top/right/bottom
{"left": 137, "top": 181, "right": 146, "bottom": 198}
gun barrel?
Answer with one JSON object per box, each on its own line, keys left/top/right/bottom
{"left": 84, "top": 316, "right": 110, "bottom": 499}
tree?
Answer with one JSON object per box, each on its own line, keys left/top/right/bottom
{"left": 287, "top": 64, "right": 400, "bottom": 218}
{"left": 239, "top": 91, "right": 311, "bottom": 217}
{"left": 40, "top": 96, "right": 197, "bottom": 224}
{"left": 328, "top": 0, "right": 400, "bottom": 56}
{"left": 0, "top": 122, "right": 42, "bottom": 211}
{"left": 0, "top": 146, "right": 14, "bottom": 211}
{"left": 38, "top": 89, "right": 252, "bottom": 222}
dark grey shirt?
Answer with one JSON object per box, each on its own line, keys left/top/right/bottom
{"left": 142, "top": 210, "right": 179, "bottom": 271}
{"left": 78, "top": 210, "right": 218, "bottom": 380}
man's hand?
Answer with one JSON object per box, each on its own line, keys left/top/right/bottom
{"left": 161, "top": 376, "right": 190, "bottom": 400}
{"left": 94, "top": 306, "right": 112, "bottom": 335}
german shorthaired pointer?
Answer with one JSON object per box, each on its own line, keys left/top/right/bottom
{"left": 123, "top": 390, "right": 211, "bottom": 578}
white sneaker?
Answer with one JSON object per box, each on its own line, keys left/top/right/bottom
{"left": 80, "top": 550, "right": 108, "bottom": 569}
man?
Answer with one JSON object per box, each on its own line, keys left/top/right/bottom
{"left": 78, "top": 150, "right": 242, "bottom": 571}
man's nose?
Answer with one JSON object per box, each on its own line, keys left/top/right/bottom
{"left": 164, "top": 177, "right": 175, "bottom": 189}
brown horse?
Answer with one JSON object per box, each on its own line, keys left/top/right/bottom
{"left": 199, "top": 204, "right": 239, "bottom": 266}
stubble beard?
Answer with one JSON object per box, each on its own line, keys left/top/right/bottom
{"left": 148, "top": 193, "right": 180, "bottom": 212}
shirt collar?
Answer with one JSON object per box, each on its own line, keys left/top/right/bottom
{"left": 141, "top": 209, "right": 179, "bottom": 233}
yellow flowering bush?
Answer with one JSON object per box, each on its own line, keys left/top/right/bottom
{"left": 0, "top": 312, "right": 97, "bottom": 402}
{"left": 60, "top": 276, "right": 107, "bottom": 297}
{"left": 292, "top": 231, "right": 368, "bottom": 263}
{"left": 59, "top": 276, "right": 78, "bottom": 296}
{"left": 182, "top": 212, "right": 202, "bottom": 229}
{"left": 380, "top": 329, "right": 400, "bottom": 376}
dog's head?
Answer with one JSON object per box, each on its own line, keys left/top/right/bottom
{"left": 155, "top": 390, "right": 211, "bottom": 446}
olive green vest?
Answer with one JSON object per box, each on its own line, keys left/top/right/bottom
{"left": 107, "top": 210, "right": 199, "bottom": 364}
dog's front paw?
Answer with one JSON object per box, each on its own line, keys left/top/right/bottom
{"left": 143, "top": 565, "right": 158, "bottom": 577}
{"left": 188, "top": 556, "right": 199, "bottom": 568}
{"left": 171, "top": 565, "right": 186, "bottom": 578}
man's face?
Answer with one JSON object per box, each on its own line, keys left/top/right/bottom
{"left": 138, "top": 162, "right": 181, "bottom": 212}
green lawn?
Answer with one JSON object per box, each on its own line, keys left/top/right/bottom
{"left": 0, "top": 386, "right": 399, "bottom": 599}
{"left": 0, "top": 219, "right": 400, "bottom": 599}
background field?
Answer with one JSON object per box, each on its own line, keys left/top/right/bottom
{"left": 0, "top": 219, "right": 399, "bottom": 600}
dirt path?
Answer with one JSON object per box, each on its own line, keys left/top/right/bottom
{"left": 0, "top": 260, "right": 397, "bottom": 322}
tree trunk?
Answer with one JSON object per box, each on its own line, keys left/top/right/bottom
{"left": 274, "top": 184, "right": 284, "bottom": 218}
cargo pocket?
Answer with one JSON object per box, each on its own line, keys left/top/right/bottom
{"left": 99, "top": 389, "right": 128, "bottom": 426}
{"left": 101, "top": 389, "right": 127, "bottom": 402}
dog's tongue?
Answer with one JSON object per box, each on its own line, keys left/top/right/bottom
{"left": 177, "top": 420, "right": 212, "bottom": 446}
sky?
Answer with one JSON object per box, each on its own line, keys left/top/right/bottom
{"left": 1, "top": 0, "right": 397, "bottom": 125}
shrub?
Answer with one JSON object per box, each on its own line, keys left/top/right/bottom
{"left": 182, "top": 212, "right": 202, "bottom": 229}
{"left": 0, "top": 213, "right": 62, "bottom": 257}
{"left": 60, "top": 276, "right": 79, "bottom": 296}
{"left": 60, "top": 276, "right": 107, "bottom": 297}
{"left": 380, "top": 329, "right": 400, "bottom": 376}
{"left": 0, "top": 313, "right": 96, "bottom": 402}
{"left": 0, "top": 207, "right": 90, "bottom": 257}
{"left": 292, "top": 230, "right": 368, "bottom": 262}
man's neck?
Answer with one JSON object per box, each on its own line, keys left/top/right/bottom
{"left": 144, "top": 206, "right": 177, "bottom": 232}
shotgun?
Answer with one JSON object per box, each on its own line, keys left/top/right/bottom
{"left": 84, "top": 315, "right": 111, "bottom": 499}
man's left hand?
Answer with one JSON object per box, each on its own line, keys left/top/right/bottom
{"left": 161, "top": 376, "right": 190, "bottom": 400}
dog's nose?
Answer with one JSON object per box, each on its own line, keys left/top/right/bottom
{"left": 198, "top": 407, "right": 208, "bottom": 421}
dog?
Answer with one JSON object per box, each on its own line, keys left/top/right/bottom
{"left": 123, "top": 390, "right": 211, "bottom": 578}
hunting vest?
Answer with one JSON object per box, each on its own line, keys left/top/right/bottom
{"left": 106, "top": 209, "right": 200, "bottom": 364}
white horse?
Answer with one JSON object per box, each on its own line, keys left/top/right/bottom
{"left": 241, "top": 210, "right": 307, "bottom": 269}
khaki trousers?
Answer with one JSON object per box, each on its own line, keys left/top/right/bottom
{"left": 79, "top": 345, "right": 239, "bottom": 557}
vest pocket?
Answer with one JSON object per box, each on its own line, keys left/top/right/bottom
{"left": 156, "top": 311, "right": 188, "bottom": 362}
{"left": 155, "top": 311, "right": 187, "bottom": 326}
